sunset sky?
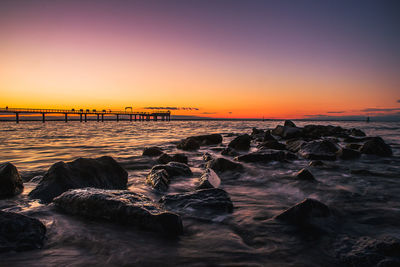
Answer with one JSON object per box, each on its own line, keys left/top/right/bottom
{"left": 1, "top": 0, "right": 399, "bottom": 119}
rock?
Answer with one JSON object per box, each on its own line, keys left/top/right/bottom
{"left": 157, "top": 153, "right": 173, "bottom": 164}
{"left": 360, "top": 137, "right": 392, "bottom": 157}
{"left": 284, "top": 120, "right": 296, "bottom": 127}
{"left": 295, "top": 168, "right": 316, "bottom": 181}
{"left": 298, "top": 140, "right": 339, "bottom": 160}
{"left": 203, "top": 152, "right": 213, "bottom": 162}
{"left": 228, "top": 134, "right": 251, "bottom": 150}
{"left": 150, "top": 162, "right": 192, "bottom": 177}
{"left": 251, "top": 127, "right": 264, "bottom": 136}
{"left": 205, "top": 158, "right": 243, "bottom": 173}
{"left": 350, "top": 128, "right": 366, "bottom": 137}
{"left": 346, "top": 143, "right": 362, "bottom": 150}
{"left": 192, "top": 134, "right": 223, "bottom": 145}
{"left": 171, "top": 154, "right": 188, "bottom": 164}
{"left": 142, "top": 147, "right": 163, "bottom": 157}
{"left": 263, "top": 130, "right": 276, "bottom": 141}
{"left": 343, "top": 136, "right": 367, "bottom": 143}
{"left": 197, "top": 169, "right": 221, "bottom": 189}
{"left": 274, "top": 198, "right": 331, "bottom": 226}
{"left": 272, "top": 125, "right": 302, "bottom": 139}
{"left": 250, "top": 128, "right": 265, "bottom": 141}
{"left": 221, "top": 147, "right": 239, "bottom": 157}
{"left": 257, "top": 140, "right": 286, "bottom": 150}
{"left": 302, "top": 125, "right": 348, "bottom": 139}
{"left": 235, "top": 151, "right": 296, "bottom": 163}
{"left": 286, "top": 139, "right": 306, "bottom": 152}
{"left": 337, "top": 148, "right": 361, "bottom": 160}
{"left": 146, "top": 169, "right": 170, "bottom": 191}
{"left": 309, "top": 160, "right": 325, "bottom": 167}
{"left": 337, "top": 236, "right": 400, "bottom": 267}
{"left": 0, "top": 210, "right": 46, "bottom": 252}
{"left": 160, "top": 188, "right": 233, "bottom": 213}
{"left": 0, "top": 162, "right": 24, "bottom": 198}
{"left": 177, "top": 137, "right": 200, "bottom": 151}
{"left": 53, "top": 188, "right": 183, "bottom": 236}
{"left": 29, "top": 156, "right": 128, "bottom": 203}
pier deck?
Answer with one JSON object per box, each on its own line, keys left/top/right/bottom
{"left": 0, "top": 108, "right": 171, "bottom": 123}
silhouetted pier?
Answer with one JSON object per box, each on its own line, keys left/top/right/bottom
{"left": 0, "top": 107, "right": 171, "bottom": 123}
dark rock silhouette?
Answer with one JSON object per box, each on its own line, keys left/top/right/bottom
{"left": 142, "top": 147, "right": 163, "bottom": 157}
{"left": 350, "top": 128, "right": 366, "bottom": 137}
{"left": 53, "top": 188, "right": 183, "bottom": 236}
{"left": 0, "top": 162, "right": 24, "bottom": 198}
{"left": 146, "top": 169, "right": 170, "bottom": 191}
{"left": 360, "top": 137, "right": 392, "bottom": 157}
{"left": 263, "top": 130, "right": 276, "bottom": 141}
{"left": 0, "top": 210, "right": 46, "bottom": 252}
{"left": 337, "top": 148, "right": 361, "bottom": 160}
{"left": 284, "top": 120, "right": 296, "bottom": 127}
{"left": 298, "top": 140, "right": 339, "bottom": 160}
{"left": 177, "top": 137, "right": 200, "bottom": 151}
{"left": 29, "top": 156, "right": 127, "bottom": 203}
{"left": 295, "top": 168, "right": 316, "bottom": 181}
{"left": 272, "top": 125, "right": 302, "bottom": 139}
{"left": 286, "top": 139, "right": 306, "bottom": 152}
{"left": 197, "top": 168, "right": 221, "bottom": 189}
{"left": 157, "top": 153, "right": 173, "bottom": 164}
{"left": 150, "top": 162, "right": 192, "bottom": 177}
{"left": 257, "top": 140, "right": 286, "bottom": 150}
{"left": 177, "top": 134, "right": 223, "bottom": 151}
{"left": 206, "top": 157, "right": 243, "bottom": 173}
{"left": 221, "top": 147, "right": 239, "bottom": 157}
{"left": 228, "top": 134, "right": 251, "bottom": 150}
{"left": 171, "top": 153, "right": 188, "bottom": 164}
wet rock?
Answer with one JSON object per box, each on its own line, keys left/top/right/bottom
{"left": 0, "top": 162, "right": 24, "bottom": 198}
{"left": 272, "top": 125, "right": 302, "bottom": 139}
{"left": 0, "top": 210, "right": 46, "bottom": 252}
{"left": 192, "top": 134, "right": 223, "bottom": 145}
{"left": 350, "top": 128, "right": 366, "bottom": 137}
{"left": 257, "top": 140, "right": 286, "bottom": 150}
{"left": 295, "top": 168, "right": 316, "bottom": 181}
{"left": 29, "top": 156, "right": 128, "bottom": 203}
{"left": 251, "top": 128, "right": 265, "bottom": 141}
{"left": 346, "top": 143, "right": 362, "bottom": 150}
{"left": 53, "top": 188, "right": 183, "bottom": 236}
{"left": 236, "top": 151, "right": 296, "bottom": 163}
{"left": 298, "top": 140, "right": 339, "bottom": 160}
{"left": 337, "top": 236, "right": 400, "bottom": 267}
{"left": 151, "top": 162, "right": 192, "bottom": 177}
{"left": 221, "top": 147, "right": 239, "bottom": 157}
{"left": 177, "top": 137, "right": 200, "bottom": 151}
{"left": 142, "top": 146, "right": 163, "bottom": 157}
{"left": 171, "top": 153, "right": 188, "bottom": 164}
{"left": 197, "top": 169, "right": 221, "bottom": 189}
{"left": 286, "top": 139, "right": 306, "bottom": 152}
{"left": 274, "top": 198, "right": 331, "bottom": 226}
{"left": 228, "top": 134, "right": 251, "bottom": 150}
{"left": 309, "top": 160, "right": 325, "bottom": 167}
{"left": 251, "top": 127, "right": 264, "bottom": 136}
{"left": 343, "top": 136, "right": 368, "bottom": 143}
{"left": 263, "top": 130, "right": 276, "bottom": 141}
{"left": 203, "top": 153, "right": 213, "bottom": 162}
{"left": 160, "top": 188, "right": 233, "bottom": 213}
{"left": 360, "top": 137, "right": 392, "bottom": 157}
{"left": 205, "top": 158, "right": 244, "bottom": 173}
{"left": 146, "top": 169, "right": 170, "bottom": 191}
{"left": 302, "top": 125, "right": 348, "bottom": 139}
{"left": 284, "top": 120, "right": 296, "bottom": 127}
{"left": 157, "top": 153, "right": 173, "bottom": 164}
{"left": 337, "top": 148, "right": 361, "bottom": 160}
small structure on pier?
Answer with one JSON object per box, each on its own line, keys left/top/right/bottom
{"left": 0, "top": 107, "right": 171, "bottom": 123}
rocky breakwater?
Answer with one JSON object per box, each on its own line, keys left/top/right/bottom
{"left": 53, "top": 188, "right": 183, "bottom": 236}
{"left": 29, "top": 156, "right": 128, "bottom": 203}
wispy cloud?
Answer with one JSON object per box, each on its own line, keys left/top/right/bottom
{"left": 327, "top": 111, "right": 345, "bottom": 114}
{"left": 143, "top": 107, "right": 199, "bottom": 111}
{"left": 361, "top": 108, "right": 400, "bottom": 112}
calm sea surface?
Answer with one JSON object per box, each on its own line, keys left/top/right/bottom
{"left": 1, "top": 120, "right": 400, "bottom": 266}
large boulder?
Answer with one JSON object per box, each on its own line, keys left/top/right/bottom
{"left": 360, "top": 137, "right": 392, "bottom": 157}
{"left": 29, "top": 156, "right": 128, "bottom": 203}
{"left": 298, "top": 140, "right": 339, "bottom": 160}
{"left": 160, "top": 188, "right": 233, "bottom": 213}
{"left": 171, "top": 154, "right": 188, "bottom": 164}
{"left": 0, "top": 162, "right": 24, "bottom": 198}
{"left": 257, "top": 140, "right": 286, "bottom": 150}
{"left": 0, "top": 210, "right": 46, "bottom": 252}
{"left": 228, "top": 134, "right": 251, "bottom": 150}
{"left": 221, "top": 147, "right": 239, "bottom": 157}
{"left": 197, "top": 169, "right": 221, "bottom": 189}
{"left": 302, "top": 125, "right": 348, "bottom": 139}
{"left": 337, "top": 148, "right": 361, "bottom": 160}
{"left": 157, "top": 153, "right": 173, "bottom": 164}
{"left": 150, "top": 162, "right": 192, "bottom": 177}
{"left": 142, "top": 147, "right": 163, "bottom": 157}
{"left": 177, "top": 137, "right": 200, "bottom": 151}
{"left": 274, "top": 198, "right": 331, "bottom": 226}
{"left": 263, "top": 130, "right": 276, "bottom": 141}
{"left": 205, "top": 158, "right": 243, "bottom": 173}
{"left": 53, "top": 188, "right": 183, "bottom": 236}
{"left": 286, "top": 139, "right": 306, "bottom": 152}
{"left": 235, "top": 151, "right": 296, "bottom": 163}
{"left": 146, "top": 169, "right": 170, "bottom": 191}
{"left": 284, "top": 120, "right": 296, "bottom": 127}
{"left": 349, "top": 128, "right": 366, "bottom": 137}
{"left": 272, "top": 125, "right": 302, "bottom": 139}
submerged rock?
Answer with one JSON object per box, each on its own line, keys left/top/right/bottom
{"left": 0, "top": 210, "right": 46, "bottom": 252}
{"left": 29, "top": 156, "right": 128, "bottom": 203}
{"left": 298, "top": 140, "right": 339, "bottom": 160}
{"left": 53, "top": 188, "right": 183, "bottom": 235}
{"left": 205, "top": 158, "right": 243, "bottom": 173}
{"left": 142, "top": 147, "right": 163, "bottom": 157}
{"left": 197, "top": 169, "right": 221, "bottom": 189}
{"left": 274, "top": 198, "right": 331, "bottom": 226}
{"left": 0, "top": 162, "right": 24, "bottom": 198}
{"left": 146, "top": 169, "right": 170, "bottom": 191}
{"left": 295, "top": 168, "right": 316, "bottom": 181}
{"left": 235, "top": 151, "right": 296, "bottom": 163}
{"left": 360, "top": 137, "right": 392, "bottom": 157}
{"left": 203, "top": 152, "right": 213, "bottom": 162}
{"left": 160, "top": 188, "right": 233, "bottom": 213}
{"left": 228, "top": 134, "right": 251, "bottom": 150}
{"left": 337, "top": 148, "right": 361, "bottom": 160}
{"left": 177, "top": 137, "right": 200, "bottom": 151}
{"left": 151, "top": 162, "right": 192, "bottom": 177}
